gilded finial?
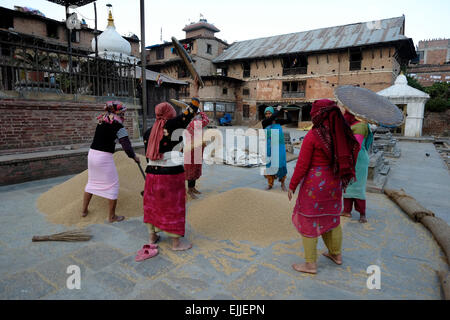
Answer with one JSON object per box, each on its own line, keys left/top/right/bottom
{"left": 106, "top": 4, "right": 114, "bottom": 27}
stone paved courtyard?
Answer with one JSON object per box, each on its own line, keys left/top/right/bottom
{"left": 0, "top": 139, "right": 449, "bottom": 300}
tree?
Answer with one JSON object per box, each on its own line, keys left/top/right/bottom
{"left": 406, "top": 75, "right": 425, "bottom": 92}
{"left": 424, "top": 82, "right": 450, "bottom": 113}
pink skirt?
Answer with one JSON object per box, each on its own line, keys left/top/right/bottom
{"left": 143, "top": 172, "right": 186, "bottom": 236}
{"left": 85, "top": 149, "right": 119, "bottom": 200}
{"left": 292, "top": 165, "right": 342, "bottom": 238}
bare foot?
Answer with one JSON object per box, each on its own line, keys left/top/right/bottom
{"left": 266, "top": 185, "right": 273, "bottom": 190}
{"left": 359, "top": 216, "right": 368, "bottom": 223}
{"left": 281, "top": 183, "right": 287, "bottom": 192}
{"left": 187, "top": 190, "right": 198, "bottom": 199}
{"left": 109, "top": 215, "right": 125, "bottom": 223}
{"left": 192, "top": 188, "right": 202, "bottom": 194}
{"left": 171, "top": 239, "right": 192, "bottom": 251}
{"left": 292, "top": 263, "right": 317, "bottom": 274}
{"left": 150, "top": 233, "right": 160, "bottom": 244}
{"left": 322, "top": 252, "right": 342, "bottom": 265}
{"left": 81, "top": 210, "right": 88, "bottom": 218}
{"left": 341, "top": 212, "right": 352, "bottom": 218}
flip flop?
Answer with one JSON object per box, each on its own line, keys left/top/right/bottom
{"left": 135, "top": 248, "right": 158, "bottom": 262}
{"left": 137, "top": 243, "right": 159, "bottom": 255}
{"left": 322, "top": 252, "right": 343, "bottom": 265}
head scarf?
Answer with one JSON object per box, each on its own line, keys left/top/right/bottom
{"left": 97, "top": 101, "right": 127, "bottom": 124}
{"left": 310, "top": 99, "right": 360, "bottom": 189}
{"left": 146, "top": 102, "right": 176, "bottom": 160}
{"left": 264, "top": 106, "right": 274, "bottom": 115}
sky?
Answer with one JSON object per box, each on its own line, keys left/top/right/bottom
{"left": 2, "top": 0, "right": 450, "bottom": 47}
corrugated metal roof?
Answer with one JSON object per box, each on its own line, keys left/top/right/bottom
{"left": 214, "top": 16, "right": 409, "bottom": 63}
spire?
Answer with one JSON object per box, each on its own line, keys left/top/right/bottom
{"left": 107, "top": 4, "right": 115, "bottom": 28}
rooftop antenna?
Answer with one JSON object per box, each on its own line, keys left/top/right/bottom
{"left": 160, "top": 27, "right": 162, "bottom": 42}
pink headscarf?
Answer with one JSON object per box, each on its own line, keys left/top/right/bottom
{"left": 146, "top": 102, "right": 176, "bottom": 160}
{"left": 97, "top": 101, "right": 127, "bottom": 124}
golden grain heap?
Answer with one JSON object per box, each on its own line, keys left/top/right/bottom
{"left": 188, "top": 187, "right": 299, "bottom": 246}
{"left": 37, "top": 152, "right": 147, "bottom": 227}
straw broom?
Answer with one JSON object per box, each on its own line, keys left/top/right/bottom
{"left": 32, "top": 229, "right": 92, "bottom": 242}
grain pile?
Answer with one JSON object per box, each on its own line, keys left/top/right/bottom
{"left": 37, "top": 152, "right": 147, "bottom": 227}
{"left": 188, "top": 187, "right": 299, "bottom": 246}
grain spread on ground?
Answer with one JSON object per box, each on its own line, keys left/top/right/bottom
{"left": 188, "top": 187, "right": 300, "bottom": 246}
{"left": 37, "top": 152, "right": 147, "bottom": 227}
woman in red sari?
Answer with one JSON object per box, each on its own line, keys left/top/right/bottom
{"left": 288, "top": 99, "right": 359, "bottom": 274}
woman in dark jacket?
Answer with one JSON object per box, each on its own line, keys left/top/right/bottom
{"left": 82, "top": 101, "right": 140, "bottom": 223}
{"left": 136, "top": 97, "right": 200, "bottom": 262}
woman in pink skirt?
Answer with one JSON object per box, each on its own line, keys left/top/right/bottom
{"left": 137, "top": 98, "right": 200, "bottom": 262}
{"left": 288, "top": 99, "right": 359, "bottom": 274}
{"left": 82, "top": 101, "right": 140, "bottom": 223}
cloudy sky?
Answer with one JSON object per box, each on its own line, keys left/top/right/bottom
{"left": 2, "top": 0, "right": 449, "bottom": 47}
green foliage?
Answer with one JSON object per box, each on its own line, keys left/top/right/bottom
{"left": 406, "top": 75, "right": 425, "bottom": 92}
{"left": 424, "top": 82, "right": 450, "bottom": 113}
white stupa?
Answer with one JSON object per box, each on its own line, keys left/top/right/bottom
{"left": 378, "top": 73, "right": 430, "bottom": 137}
{"left": 91, "top": 6, "right": 139, "bottom": 63}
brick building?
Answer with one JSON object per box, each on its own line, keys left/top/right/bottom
{"left": 146, "top": 16, "right": 416, "bottom": 125}
{"left": 408, "top": 39, "right": 450, "bottom": 87}
{"left": 0, "top": 5, "right": 140, "bottom": 56}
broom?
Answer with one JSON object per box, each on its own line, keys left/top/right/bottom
{"left": 32, "top": 229, "right": 92, "bottom": 242}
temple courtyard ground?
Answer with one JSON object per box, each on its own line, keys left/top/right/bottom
{"left": 0, "top": 137, "right": 449, "bottom": 300}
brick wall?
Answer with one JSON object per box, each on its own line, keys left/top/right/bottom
{"left": 0, "top": 99, "right": 139, "bottom": 154}
{"left": 423, "top": 109, "right": 450, "bottom": 136}
{"left": 0, "top": 152, "right": 88, "bottom": 186}
{"left": 0, "top": 146, "right": 145, "bottom": 186}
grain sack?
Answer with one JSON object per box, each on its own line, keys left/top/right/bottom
{"left": 188, "top": 187, "right": 300, "bottom": 246}
{"left": 37, "top": 152, "right": 147, "bottom": 227}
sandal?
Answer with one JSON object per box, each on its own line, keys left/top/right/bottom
{"left": 137, "top": 243, "right": 159, "bottom": 255}
{"left": 135, "top": 248, "right": 158, "bottom": 262}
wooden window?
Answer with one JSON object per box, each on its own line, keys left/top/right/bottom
{"left": 349, "top": 50, "right": 362, "bottom": 71}
{"left": 71, "top": 31, "right": 80, "bottom": 43}
{"left": 207, "top": 44, "right": 212, "bottom": 54}
{"left": 0, "top": 12, "right": 13, "bottom": 29}
{"left": 46, "top": 22, "right": 59, "bottom": 39}
{"left": 243, "top": 62, "right": 250, "bottom": 78}
{"left": 282, "top": 55, "right": 308, "bottom": 75}
{"left": 179, "top": 85, "right": 190, "bottom": 97}
{"left": 178, "top": 65, "right": 189, "bottom": 78}
{"left": 223, "top": 88, "right": 228, "bottom": 95}
{"left": 282, "top": 81, "right": 306, "bottom": 98}
{"left": 243, "top": 104, "right": 250, "bottom": 118}
{"left": 243, "top": 88, "right": 250, "bottom": 96}
{"left": 156, "top": 47, "right": 165, "bottom": 60}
